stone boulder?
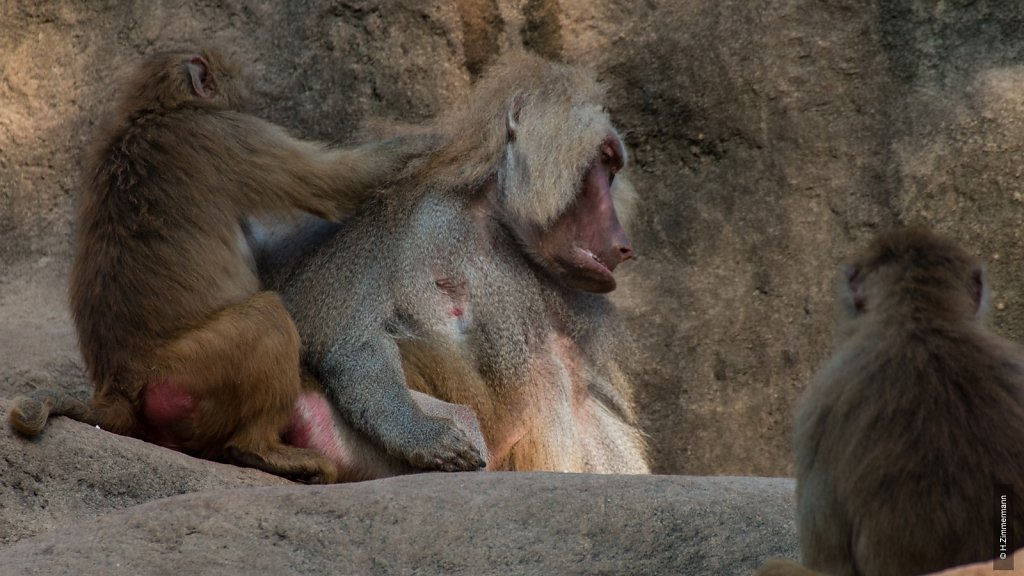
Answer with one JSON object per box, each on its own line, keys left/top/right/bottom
{"left": 0, "top": 467, "right": 798, "bottom": 575}
{"left": 929, "top": 549, "right": 1024, "bottom": 575}
{"left": 0, "top": 400, "right": 290, "bottom": 547}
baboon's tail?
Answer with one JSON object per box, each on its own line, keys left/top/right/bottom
{"left": 9, "top": 389, "right": 109, "bottom": 436}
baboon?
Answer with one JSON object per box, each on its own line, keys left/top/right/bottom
{"left": 758, "top": 228, "right": 1024, "bottom": 576}
{"left": 8, "top": 48, "right": 429, "bottom": 483}
{"left": 258, "top": 52, "right": 649, "bottom": 473}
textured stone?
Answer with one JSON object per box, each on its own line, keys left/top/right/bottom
{"left": 0, "top": 473, "right": 798, "bottom": 575}
{"left": 0, "top": 400, "right": 290, "bottom": 547}
{"left": 927, "top": 549, "right": 1024, "bottom": 575}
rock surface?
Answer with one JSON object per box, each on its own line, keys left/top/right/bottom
{"left": 0, "top": 471, "right": 798, "bottom": 575}
{"left": 929, "top": 549, "right": 1024, "bottom": 575}
{"left": 0, "top": 400, "right": 290, "bottom": 547}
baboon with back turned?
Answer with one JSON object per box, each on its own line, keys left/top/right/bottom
{"left": 257, "top": 52, "right": 649, "bottom": 473}
{"left": 8, "top": 48, "right": 430, "bottom": 483}
{"left": 758, "top": 228, "right": 1024, "bottom": 576}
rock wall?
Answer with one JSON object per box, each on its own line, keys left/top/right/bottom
{"left": 4, "top": 0, "right": 1024, "bottom": 477}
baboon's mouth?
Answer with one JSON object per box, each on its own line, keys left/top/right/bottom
{"left": 583, "top": 248, "right": 611, "bottom": 273}
{"left": 561, "top": 246, "right": 617, "bottom": 294}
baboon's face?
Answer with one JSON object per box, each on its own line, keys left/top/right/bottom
{"left": 531, "top": 134, "right": 633, "bottom": 294}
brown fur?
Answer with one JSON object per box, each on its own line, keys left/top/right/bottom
{"left": 263, "top": 52, "right": 648, "bottom": 474}
{"left": 9, "top": 48, "right": 423, "bottom": 483}
{"left": 758, "top": 228, "right": 1024, "bottom": 575}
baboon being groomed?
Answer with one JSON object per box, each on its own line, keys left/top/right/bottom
{"left": 255, "top": 51, "right": 649, "bottom": 475}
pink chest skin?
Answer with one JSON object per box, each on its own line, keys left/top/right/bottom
{"left": 435, "top": 276, "right": 471, "bottom": 334}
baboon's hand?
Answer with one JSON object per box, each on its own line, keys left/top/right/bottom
{"left": 400, "top": 415, "right": 487, "bottom": 472}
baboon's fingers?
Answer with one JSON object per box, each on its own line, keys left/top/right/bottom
{"left": 405, "top": 417, "right": 487, "bottom": 472}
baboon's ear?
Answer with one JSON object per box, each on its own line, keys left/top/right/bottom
{"left": 843, "top": 264, "right": 866, "bottom": 313}
{"left": 506, "top": 93, "right": 525, "bottom": 141}
{"left": 972, "top": 267, "right": 986, "bottom": 315}
{"left": 187, "top": 55, "right": 216, "bottom": 99}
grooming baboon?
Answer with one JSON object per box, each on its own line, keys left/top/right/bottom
{"left": 757, "top": 228, "right": 1024, "bottom": 576}
{"left": 258, "top": 52, "right": 648, "bottom": 473}
{"left": 8, "top": 48, "right": 428, "bottom": 483}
